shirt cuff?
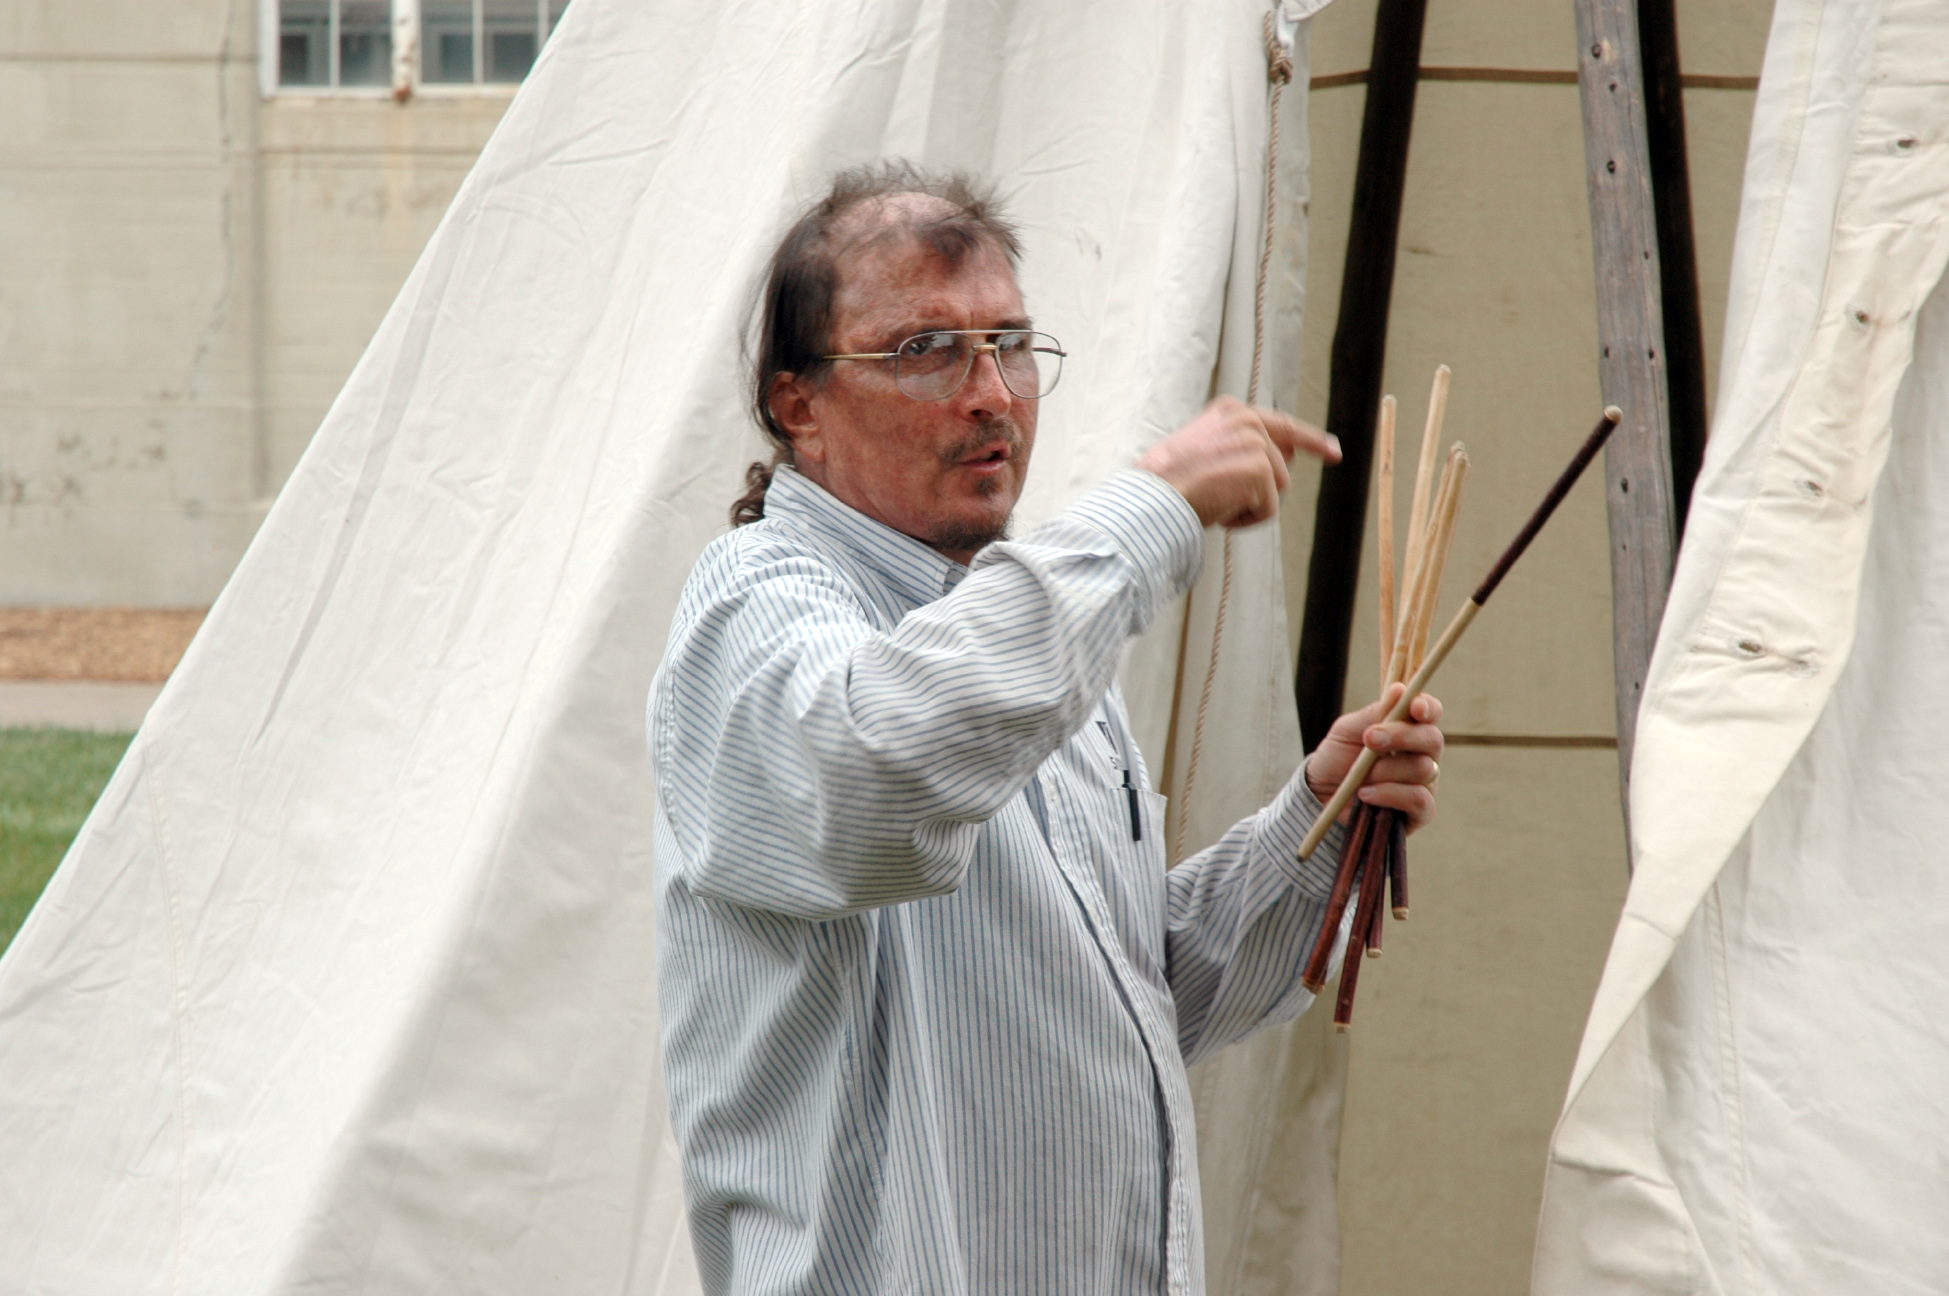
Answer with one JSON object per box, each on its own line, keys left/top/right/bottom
{"left": 1258, "top": 769, "right": 1349, "bottom": 900}
{"left": 1063, "top": 469, "right": 1205, "bottom": 605}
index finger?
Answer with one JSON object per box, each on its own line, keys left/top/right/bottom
{"left": 1256, "top": 408, "right": 1342, "bottom": 465}
{"left": 1256, "top": 417, "right": 1293, "bottom": 497}
{"left": 1363, "top": 718, "right": 1444, "bottom": 757}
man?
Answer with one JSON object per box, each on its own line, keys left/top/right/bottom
{"left": 650, "top": 163, "right": 1442, "bottom": 1294}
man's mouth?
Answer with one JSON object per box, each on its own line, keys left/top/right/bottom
{"left": 959, "top": 444, "right": 1012, "bottom": 471}
{"left": 946, "top": 425, "right": 1023, "bottom": 476}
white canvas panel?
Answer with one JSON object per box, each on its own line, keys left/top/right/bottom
{"left": 0, "top": 3, "right": 1343, "bottom": 1292}
{"left": 1534, "top": 0, "right": 1949, "bottom": 1290}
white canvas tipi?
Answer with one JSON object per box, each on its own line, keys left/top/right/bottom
{"left": 0, "top": 3, "right": 1350, "bottom": 1291}
{"left": 1534, "top": 0, "right": 1949, "bottom": 1289}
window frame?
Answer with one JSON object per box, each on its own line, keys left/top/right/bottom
{"left": 260, "top": 0, "right": 564, "bottom": 100}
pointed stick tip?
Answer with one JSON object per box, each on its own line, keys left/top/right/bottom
{"left": 1603, "top": 404, "right": 1623, "bottom": 422}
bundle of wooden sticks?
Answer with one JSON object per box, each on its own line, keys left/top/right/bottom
{"left": 1299, "top": 365, "right": 1465, "bottom": 1029}
{"left": 1296, "top": 369, "right": 1624, "bottom": 1031}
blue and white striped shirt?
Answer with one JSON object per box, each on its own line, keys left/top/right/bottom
{"left": 650, "top": 465, "right": 1346, "bottom": 1294}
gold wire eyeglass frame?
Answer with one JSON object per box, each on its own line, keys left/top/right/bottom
{"left": 822, "top": 329, "right": 1066, "bottom": 401}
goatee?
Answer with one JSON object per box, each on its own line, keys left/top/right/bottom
{"left": 930, "top": 420, "right": 1025, "bottom": 554}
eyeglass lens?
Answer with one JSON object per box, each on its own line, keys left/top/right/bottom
{"left": 895, "top": 332, "right": 1063, "bottom": 401}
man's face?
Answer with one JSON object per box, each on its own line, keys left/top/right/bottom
{"left": 775, "top": 226, "right": 1037, "bottom": 564}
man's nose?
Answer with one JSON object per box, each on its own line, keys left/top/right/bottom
{"left": 954, "top": 347, "right": 1014, "bottom": 419}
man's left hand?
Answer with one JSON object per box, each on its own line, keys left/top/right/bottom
{"left": 1302, "top": 684, "right": 1444, "bottom": 832}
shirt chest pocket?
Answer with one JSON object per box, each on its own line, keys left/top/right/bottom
{"left": 1084, "top": 784, "right": 1169, "bottom": 945}
{"left": 1088, "top": 762, "right": 1164, "bottom": 856}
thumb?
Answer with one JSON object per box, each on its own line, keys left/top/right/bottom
{"left": 1338, "top": 683, "right": 1403, "bottom": 748}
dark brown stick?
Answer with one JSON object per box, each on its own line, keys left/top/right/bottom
{"left": 1362, "top": 811, "right": 1391, "bottom": 956}
{"left": 1332, "top": 904, "right": 1366, "bottom": 1026}
{"left": 1303, "top": 802, "right": 1378, "bottom": 991}
{"left": 1388, "top": 810, "right": 1409, "bottom": 919}
{"left": 1334, "top": 824, "right": 1392, "bottom": 1029}
{"left": 1471, "top": 408, "right": 1622, "bottom": 604}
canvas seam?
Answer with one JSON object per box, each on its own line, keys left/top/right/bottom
{"left": 1706, "top": 878, "right": 1760, "bottom": 1292}
{"left": 144, "top": 733, "right": 196, "bottom": 1296}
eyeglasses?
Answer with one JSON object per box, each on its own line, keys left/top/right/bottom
{"left": 823, "top": 330, "right": 1066, "bottom": 402}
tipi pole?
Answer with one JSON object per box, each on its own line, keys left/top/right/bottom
{"left": 1293, "top": 0, "right": 1431, "bottom": 754}
{"left": 1636, "top": 0, "right": 1708, "bottom": 536}
{"left": 1574, "top": 0, "right": 1679, "bottom": 844}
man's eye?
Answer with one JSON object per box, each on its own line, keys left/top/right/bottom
{"left": 993, "top": 332, "right": 1031, "bottom": 355}
{"left": 900, "top": 333, "right": 952, "bottom": 359}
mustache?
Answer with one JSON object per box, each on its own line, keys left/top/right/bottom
{"left": 941, "top": 421, "right": 1026, "bottom": 467}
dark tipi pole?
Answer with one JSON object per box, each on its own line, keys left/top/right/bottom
{"left": 1293, "top": 0, "right": 1431, "bottom": 753}
{"left": 1637, "top": 0, "right": 1708, "bottom": 538}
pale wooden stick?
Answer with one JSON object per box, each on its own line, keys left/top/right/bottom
{"left": 1363, "top": 450, "right": 1463, "bottom": 951}
{"left": 1341, "top": 451, "right": 1460, "bottom": 969}
{"left": 1383, "top": 438, "right": 1456, "bottom": 687}
{"left": 1382, "top": 467, "right": 1437, "bottom": 686}
{"left": 1410, "top": 446, "right": 1470, "bottom": 673}
{"left": 1381, "top": 584, "right": 1414, "bottom": 691}
{"left": 1399, "top": 365, "right": 1450, "bottom": 587}
{"left": 1376, "top": 396, "right": 1397, "bottom": 687}
{"left": 1388, "top": 366, "right": 1450, "bottom": 684}
{"left": 1300, "top": 600, "right": 1481, "bottom": 858}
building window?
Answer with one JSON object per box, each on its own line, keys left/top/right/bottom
{"left": 273, "top": 0, "right": 567, "bottom": 93}
{"left": 423, "top": 0, "right": 567, "bottom": 85}
{"left": 279, "top": 0, "right": 394, "bottom": 88}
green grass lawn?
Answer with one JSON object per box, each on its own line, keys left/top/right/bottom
{"left": 0, "top": 729, "right": 134, "bottom": 954}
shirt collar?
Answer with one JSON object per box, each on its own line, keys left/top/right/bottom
{"left": 765, "top": 465, "right": 967, "bottom": 605}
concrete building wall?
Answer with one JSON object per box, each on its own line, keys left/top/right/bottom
{"left": 3, "top": 1, "right": 264, "bottom": 604}
{"left": 0, "top": 2, "right": 507, "bottom": 604}
{"left": 1280, "top": 3, "right": 1773, "bottom": 1292}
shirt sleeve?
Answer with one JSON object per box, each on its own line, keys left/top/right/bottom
{"left": 1164, "top": 773, "right": 1351, "bottom": 1065}
{"left": 652, "top": 470, "right": 1203, "bottom": 920}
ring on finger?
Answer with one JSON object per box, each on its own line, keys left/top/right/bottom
{"left": 1429, "top": 759, "right": 1440, "bottom": 785}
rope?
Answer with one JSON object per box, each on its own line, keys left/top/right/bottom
{"left": 1173, "top": 9, "right": 1292, "bottom": 865}
{"left": 1250, "top": 9, "right": 1295, "bottom": 406}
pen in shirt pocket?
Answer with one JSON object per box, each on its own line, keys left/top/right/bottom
{"left": 1097, "top": 719, "right": 1142, "bottom": 842}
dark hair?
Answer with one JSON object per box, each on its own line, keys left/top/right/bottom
{"left": 731, "top": 161, "right": 1022, "bottom": 526}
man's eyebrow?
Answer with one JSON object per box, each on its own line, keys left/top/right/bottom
{"left": 886, "top": 316, "right": 1036, "bottom": 337}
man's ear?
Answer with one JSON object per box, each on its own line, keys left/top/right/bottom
{"left": 769, "top": 372, "right": 824, "bottom": 465}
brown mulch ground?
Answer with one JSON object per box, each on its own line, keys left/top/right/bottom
{"left": 0, "top": 608, "right": 208, "bottom": 682}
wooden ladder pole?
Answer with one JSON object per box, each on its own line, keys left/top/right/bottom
{"left": 1574, "top": 0, "right": 1679, "bottom": 856}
